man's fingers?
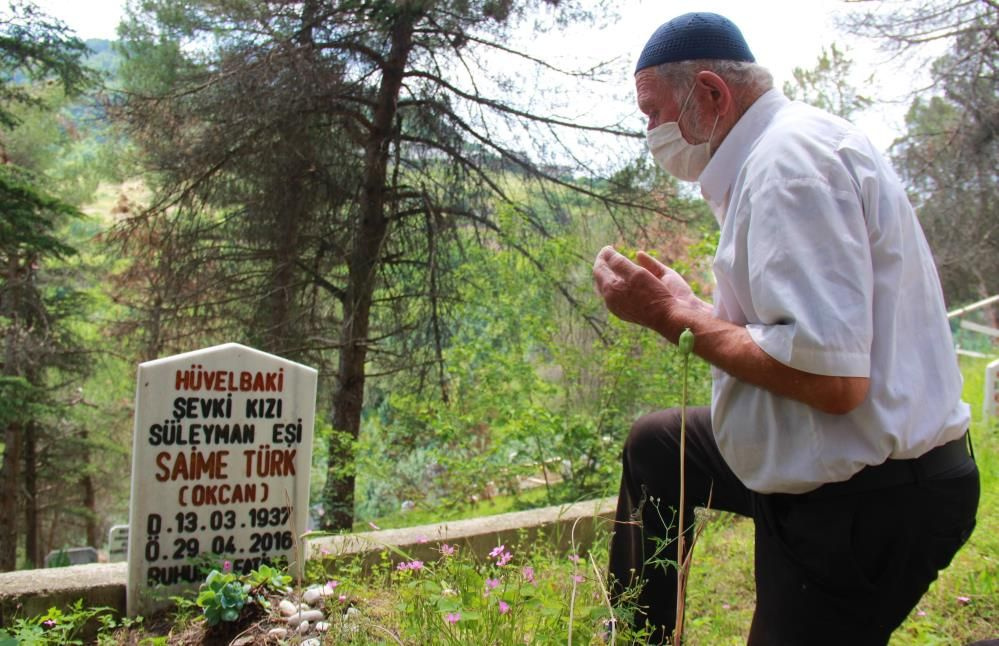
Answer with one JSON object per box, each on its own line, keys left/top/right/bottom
{"left": 635, "top": 251, "right": 667, "bottom": 278}
{"left": 596, "top": 246, "right": 640, "bottom": 278}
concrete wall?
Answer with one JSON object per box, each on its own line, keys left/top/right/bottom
{"left": 0, "top": 496, "right": 616, "bottom": 623}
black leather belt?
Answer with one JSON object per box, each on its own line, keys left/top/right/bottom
{"left": 806, "top": 432, "right": 973, "bottom": 499}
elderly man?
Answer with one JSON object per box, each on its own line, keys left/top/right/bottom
{"left": 593, "top": 12, "right": 979, "bottom": 645}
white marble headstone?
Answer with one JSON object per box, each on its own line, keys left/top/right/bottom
{"left": 986, "top": 358, "right": 999, "bottom": 421}
{"left": 126, "top": 343, "right": 317, "bottom": 616}
{"left": 108, "top": 524, "right": 129, "bottom": 563}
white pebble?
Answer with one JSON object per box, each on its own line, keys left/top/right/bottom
{"left": 267, "top": 627, "right": 288, "bottom": 639}
{"left": 300, "top": 639, "right": 322, "bottom": 646}
{"left": 278, "top": 599, "right": 298, "bottom": 617}
{"left": 288, "top": 609, "right": 325, "bottom": 627}
{"left": 297, "top": 619, "right": 311, "bottom": 634}
{"left": 315, "top": 621, "right": 330, "bottom": 633}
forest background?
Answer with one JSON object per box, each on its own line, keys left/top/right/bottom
{"left": 0, "top": 0, "right": 995, "bottom": 572}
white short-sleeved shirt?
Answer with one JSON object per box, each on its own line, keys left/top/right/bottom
{"left": 697, "top": 89, "right": 969, "bottom": 494}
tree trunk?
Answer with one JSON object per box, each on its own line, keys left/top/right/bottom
{"left": 0, "top": 422, "right": 21, "bottom": 571}
{"left": 24, "top": 421, "right": 39, "bottom": 568}
{"left": 320, "top": 10, "right": 417, "bottom": 530}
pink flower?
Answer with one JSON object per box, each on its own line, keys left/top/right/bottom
{"left": 445, "top": 612, "right": 461, "bottom": 624}
{"left": 568, "top": 554, "right": 580, "bottom": 564}
{"left": 957, "top": 595, "right": 972, "bottom": 605}
{"left": 320, "top": 548, "right": 331, "bottom": 556}
{"left": 324, "top": 580, "right": 339, "bottom": 593}
{"left": 485, "top": 577, "right": 501, "bottom": 590}
{"left": 488, "top": 545, "right": 506, "bottom": 558}
{"left": 338, "top": 594, "right": 347, "bottom": 603}
{"left": 572, "top": 574, "right": 584, "bottom": 584}
{"left": 397, "top": 560, "right": 424, "bottom": 571}
{"left": 439, "top": 543, "right": 456, "bottom": 557}
{"left": 222, "top": 560, "right": 232, "bottom": 572}
{"left": 521, "top": 566, "right": 535, "bottom": 584}
{"left": 917, "top": 610, "right": 927, "bottom": 617}
{"left": 42, "top": 619, "right": 56, "bottom": 628}
{"left": 417, "top": 535, "right": 428, "bottom": 544}
{"left": 368, "top": 521, "right": 380, "bottom": 530}
{"left": 498, "top": 600, "right": 510, "bottom": 614}
{"left": 496, "top": 551, "right": 513, "bottom": 567}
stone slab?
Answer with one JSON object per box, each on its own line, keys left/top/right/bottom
{"left": 305, "top": 496, "right": 617, "bottom": 571}
{"left": 0, "top": 562, "right": 127, "bottom": 624}
{"left": 43, "top": 547, "right": 99, "bottom": 568}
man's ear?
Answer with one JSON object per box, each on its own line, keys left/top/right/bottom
{"left": 695, "top": 70, "right": 733, "bottom": 117}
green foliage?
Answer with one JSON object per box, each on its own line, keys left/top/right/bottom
{"left": 0, "top": 0, "right": 95, "bottom": 129}
{"left": 245, "top": 563, "right": 293, "bottom": 598}
{"left": 0, "top": 164, "right": 79, "bottom": 258}
{"left": 357, "top": 207, "right": 714, "bottom": 521}
{"left": 782, "top": 43, "right": 872, "bottom": 121}
{"left": 195, "top": 568, "right": 251, "bottom": 626}
{"left": 0, "top": 599, "right": 115, "bottom": 645}
{"left": 310, "top": 535, "right": 655, "bottom": 644}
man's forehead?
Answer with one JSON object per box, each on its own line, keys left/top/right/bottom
{"left": 635, "top": 69, "right": 668, "bottom": 104}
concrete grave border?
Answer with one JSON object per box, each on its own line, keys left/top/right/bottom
{"left": 0, "top": 496, "right": 615, "bottom": 624}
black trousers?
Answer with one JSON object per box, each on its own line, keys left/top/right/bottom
{"left": 608, "top": 407, "right": 980, "bottom": 645}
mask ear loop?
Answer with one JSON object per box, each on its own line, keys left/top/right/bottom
{"left": 706, "top": 112, "right": 720, "bottom": 156}
{"left": 676, "top": 82, "right": 697, "bottom": 121}
{"left": 678, "top": 81, "right": 720, "bottom": 154}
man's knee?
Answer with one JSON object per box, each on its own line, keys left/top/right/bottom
{"left": 623, "top": 409, "right": 683, "bottom": 462}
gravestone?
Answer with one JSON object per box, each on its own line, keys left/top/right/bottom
{"left": 107, "top": 525, "right": 129, "bottom": 563}
{"left": 126, "top": 343, "right": 317, "bottom": 616}
{"left": 986, "top": 359, "right": 999, "bottom": 421}
{"left": 43, "top": 546, "right": 98, "bottom": 567}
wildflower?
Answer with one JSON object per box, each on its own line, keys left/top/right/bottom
{"left": 417, "top": 535, "right": 428, "bottom": 544}
{"left": 521, "top": 566, "right": 535, "bottom": 584}
{"left": 496, "top": 551, "right": 513, "bottom": 567}
{"left": 568, "top": 554, "right": 580, "bottom": 564}
{"left": 956, "top": 595, "right": 971, "bottom": 605}
{"left": 445, "top": 612, "right": 461, "bottom": 624}
{"left": 721, "top": 603, "right": 731, "bottom": 610}
{"left": 397, "top": 560, "right": 424, "bottom": 571}
{"left": 485, "top": 578, "right": 501, "bottom": 590}
{"left": 338, "top": 594, "right": 348, "bottom": 603}
{"left": 917, "top": 610, "right": 927, "bottom": 617}
{"left": 439, "top": 543, "right": 456, "bottom": 557}
{"left": 324, "top": 580, "right": 339, "bottom": 594}
{"left": 488, "top": 544, "right": 506, "bottom": 559}
{"left": 222, "top": 560, "right": 232, "bottom": 572}
{"left": 42, "top": 619, "right": 56, "bottom": 628}
{"left": 369, "top": 521, "right": 381, "bottom": 530}
{"left": 572, "top": 574, "right": 584, "bottom": 584}
{"left": 498, "top": 600, "right": 510, "bottom": 614}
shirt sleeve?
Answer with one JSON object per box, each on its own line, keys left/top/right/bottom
{"left": 743, "top": 171, "right": 873, "bottom": 378}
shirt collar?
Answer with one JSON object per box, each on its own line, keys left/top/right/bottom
{"left": 699, "top": 88, "right": 789, "bottom": 220}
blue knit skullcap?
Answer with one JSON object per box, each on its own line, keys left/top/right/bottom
{"left": 635, "top": 12, "right": 755, "bottom": 73}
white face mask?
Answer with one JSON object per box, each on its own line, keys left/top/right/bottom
{"left": 646, "top": 85, "right": 718, "bottom": 182}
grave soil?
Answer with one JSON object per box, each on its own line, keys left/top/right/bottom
{"left": 110, "top": 597, "right": 277, "bottom": 645}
